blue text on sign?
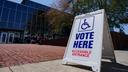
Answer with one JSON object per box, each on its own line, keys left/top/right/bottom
{"left": 73, "top": 32, "right": 94, "bottom": 49}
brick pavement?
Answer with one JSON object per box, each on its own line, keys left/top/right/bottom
{"left": 0, "top": 44, "right": 65, "bottom": 68}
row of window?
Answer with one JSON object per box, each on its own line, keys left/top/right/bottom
{"left": 0, "top": 22, "right": 25, "bottom": 30}
{"left": 0, "top": 7, "right": 46, "bottom": 31}
{"left": 0, "top": 0, "right": 49, "bottom": 31}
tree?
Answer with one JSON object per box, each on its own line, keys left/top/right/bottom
{"left": 51, "top": 0, "right": 71, "bottom": 11}
{"left": 46, "top": 0, "right": 73, "bottom": 37}
{"left": 72, "top": 0, "right": 128, "bottom": 33}
{"left": 27, "top": 10, "right": 48, "bottom": 35}
{"left": 46, "top": 9, "right": 73, "bottom": 36}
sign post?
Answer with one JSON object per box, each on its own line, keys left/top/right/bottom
{"left": 62, "top": 9, "right": 116, "bottom": 72}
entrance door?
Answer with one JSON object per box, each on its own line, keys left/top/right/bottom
{"left": 0, "top": 32, "right": 7, "bottom": 43}
{"left": 8, "top": 33, "right": 14, "bottom": 43}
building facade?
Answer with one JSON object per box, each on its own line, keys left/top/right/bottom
{"left": 0, "top": 0, "right": 50, "bottom": 43}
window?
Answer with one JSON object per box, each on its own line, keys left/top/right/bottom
{"left": 8, "top": 9, "right": 15, "bottom": 23}
{"left": 0, "top": 22, "right": 7, "bottom": 28}
{"left": 0, "top": 0, "right": 4, "bottom": 7}
{"left": 26, "top": 13, "right": 33, "bottom": 30}
{"left": 15, "top": 11, "right": 22, "bottom": 23}
{"left": 28, "top": 7, "right": 38, "bottom": 16}
{"left": 33, "top": 3, "right": 41, "bottom": 9}
{"left": 1, "top": 8, "right": 9, "bottom": 22}
{"left": 14, "top": 11, "right": 22, "bottom": 29}
{"left": 21, "top": 24, "right": 25, "bottom": 30}
{"left": 7, "top": 22, "right": 13, "bottom": 29}
{"left": 4, "top": 1, "right": 17, "bottom": 9}
{"left": 27, "top": 13, "right": 33, "bottom": 21}
{"left": 28, "top": 7, "right": 34, "bottom": 14}
{"left": 32, "top": 15, "right": 37, "bottom": 25}
{"left": 20, "top": 12, "right": 27, "bottom": 29}
{"left": 0, "top": 7, "right": 2, "bottom": 21}
{"left": 29, "top": 2, "right": 35, "bottom": 7}
{"left": 21, "top": 12, "right": 27, "bottom": 24}
{"left": 32, "top": 8, "right": 38, "bottom": 16}
{"left": 17, "top": 5, "right": 27, "bottom": 12}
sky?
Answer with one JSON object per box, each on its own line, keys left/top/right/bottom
{"left": 31, "top": 0, "right": 55, "bottom": 7}
{"left": 8, "top": 0, "right": 22, "bottom": 3}
{"left": 121, "top": 24, "right": 128, "bottom": 34}
{"left": 114, "top": 24, "right": 128, "bottom": 35}
{"left": 8, "top": 0, "right": 55, "bottom": 7}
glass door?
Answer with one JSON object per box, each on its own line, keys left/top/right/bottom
{"left": 0, "top": 32, "right": 7, "bottom": 43}
{"left": 8, "top": 33, "right": 14, "bottom": 43}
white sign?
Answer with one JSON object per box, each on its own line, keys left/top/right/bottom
{"left": 62, "top": 9, "right": 116, "bottom": 72}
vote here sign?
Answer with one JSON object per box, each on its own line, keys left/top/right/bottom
{"left": 72, "top": 17, "right": 95, "bottom": 58}
{"left": 63, "top": 9, "right": 105, "bottom": 72}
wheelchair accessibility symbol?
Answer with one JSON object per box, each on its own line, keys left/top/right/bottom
{"left": 78, "top": 16, "right": 94, "bottom": 32}
{"left": 81, "top": 19, "right": 91, "bottom": 30}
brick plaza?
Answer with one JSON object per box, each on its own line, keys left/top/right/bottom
{"left": 0, "top": 44, "right": 65, "bottom": 67}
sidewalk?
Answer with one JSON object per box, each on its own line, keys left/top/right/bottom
{"left": 0, "top": 50, "right": 128, "bottom": 72}
{"left": 115, "top": 50, "right": 128, "bottom": 66}
{"left": 0, "top": 60, "right": 91, "bottom": 72}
